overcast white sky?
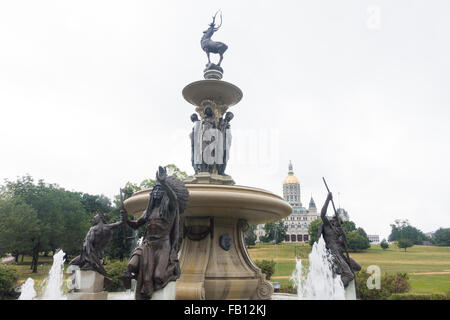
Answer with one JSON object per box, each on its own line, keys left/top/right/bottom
{"left": 1, "top": 0, "right": 449, "bottom": 240}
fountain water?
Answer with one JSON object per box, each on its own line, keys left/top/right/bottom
{"left": 291, "top": 235, "right": 346, "bottom": 300}
{"left": 18, "top": 278, "right": 37, "bottom": 300}
{"left": 41, "top": 249, "right": 66, "bottom": 300}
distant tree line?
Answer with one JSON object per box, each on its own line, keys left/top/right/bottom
{"left": 388, "top": 219, "right": 449, "bottom": 250}
{"left": 431, "top": 228, "right": 450, "bottom": 246}
{"left": 388, "top": 219, "right": 427, "bottom": 252}
{"left": 0, "top": 164, "right": 187, "bottom": 272}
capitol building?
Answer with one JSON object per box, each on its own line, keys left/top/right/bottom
{"left": 256, "top": 161, "right": 320, "bottom": 243}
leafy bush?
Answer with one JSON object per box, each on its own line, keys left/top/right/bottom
{"left": 356, "top": 269, "right": 410, "bottom": 300}
{"left": 380, "top": 239, "right": 389, "bottom": 250}
{"left": 0, "top": 264, "right": 18, "bottom": 299}
{"left": 255, "top": 260, "right": 276, "bottom": 280}
{"left": 279, "top": 283, "right": 296, "bottom": 294}
{"left": 356, "top": 270, "right": 391, "bottom": 300}
{"left": 382, "top": 272, "right": 410, "bottom": 293}
{"left": 104, "top": 260, "right": 128, "bottom": 292}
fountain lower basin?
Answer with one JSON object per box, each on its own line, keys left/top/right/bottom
{"left": 124, "top": 184, "right": 292, "bottom": 300}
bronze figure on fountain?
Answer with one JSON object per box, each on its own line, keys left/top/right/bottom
{"left": 120, "top": 166, "right": 189, "bottom": 300}
{"left": 319, "top": 191, "right": 361, "bottom": 288}
{"left": 69, "top": 212, "right": 123, "bottom": 277}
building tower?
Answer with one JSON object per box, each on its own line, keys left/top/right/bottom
{"left": 281, "top": 161, "right": 319, "bottom": 243}
{"left": 308, "top": 197, "right": 317, "bottom": 216}
{"left": 283, "top": 161, "right": 302, "bottom": 207}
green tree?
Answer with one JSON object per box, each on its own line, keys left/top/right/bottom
{"left": 0, "top": 264, "right": 18, "bottom": 299}
{"left": 1, "top": 175, "right": 90, "bottom": 272}
{"left": 356, "top": 227, "right": 371, "bottom": 249}
{"left": 80, "top": 193, "right": 112, "bottom": 214}
{"left": 0, "top": 199, "right": 40, "bottom": 261}
{"left": 397, "top": 238, "right": 414, "bottom": 252}
{"left": 106, "top": 164, "right": 188, "bottom": 260}
{"left": 104, "top": 206, "right": 135, "bottom": 261}
{"left": 433, "top": 228, "right": 450, "bottom": 246}
{"left": 261, "top": 221, "right": 287, "bottom": 244}
{"left": 341, "top": 221, "right": 356, "bottom": 233}
{"left": 380, "top": 238, "right": 389, "bottom": 250}
{"left": 308, "top": 218, "right": 322, "bottom": 245}
{"left": 245, "top": 225, "right": 257, "bottom": 247}
{"left": 388, "top": 219, "right": 427, "bottom": 245}
{"left": 346, "top": 230, "right": 370, "bottom": 251}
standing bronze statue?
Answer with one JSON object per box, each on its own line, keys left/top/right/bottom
{"left": 69, "top": 212, "right": 123, "bottom": 277}
{"left": 190, "top": 113, "right": 202, "bottom": 174}
{"left": 201, "top": 10, "right": 228, "bottom": 72}
{"left": 120, "top": 166, "right": 189, "bottom": 300}
{"left": 217, "top": 111, "right": 233, "bottom": 175}
{"left": 319, "top": 191, "right": 361, "bottom": 288}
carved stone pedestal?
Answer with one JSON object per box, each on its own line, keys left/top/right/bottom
{"left": 176, "top": 216, "right": 273, "bottom": 300}
{"left": 67, "top": 267, "right": 108, "bottom": 300}
{"left": 151, "top": 281, "right": 176, "bottom": 300}
{"left": 344, "top": 279, "right": 357, "bottom": 300}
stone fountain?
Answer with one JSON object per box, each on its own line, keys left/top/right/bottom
{"left": 123, "top": 14, "right": 292, "bottom": 299}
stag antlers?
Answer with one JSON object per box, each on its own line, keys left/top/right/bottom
{"left": 210, "top": 10, "right": 222, "bottom": 31}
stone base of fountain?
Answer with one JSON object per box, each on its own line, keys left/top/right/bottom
{"left": 67, "top": 269, "right": 108, "bottom": 300}
{"left": 151, "top": 281, "right": 176, "bottom": 300}
{"left": 344, "top": 280, "right": 357, "bottom": 300}
{"left": 124, "top": 184, "right": 291, "bottom": 300}
{"left": 68, "top": 291, "right": 108, "bottom": 300}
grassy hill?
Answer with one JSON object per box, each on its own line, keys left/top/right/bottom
{"left": 248, "top": 243, "right": 450, "bottom": 295}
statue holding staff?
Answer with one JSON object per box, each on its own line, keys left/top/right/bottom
{"left": 318, "top": 180, "right": 361, "bottom": 288}
{"left": 120, "top": 166, "right": 189, "bottom": 300}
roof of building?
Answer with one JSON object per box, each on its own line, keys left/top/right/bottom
{"left": 309, "top": 197, "right": 316, "bottom": 209}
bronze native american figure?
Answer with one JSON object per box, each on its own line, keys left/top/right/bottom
{"left": 120, "top": 166, "right": 189, "bottom": 300}
{"left": 201, "top": 11, "right": 228, "bottom": 71}
{"left": 69, "top": 212, "right": 123, "bottom": 277}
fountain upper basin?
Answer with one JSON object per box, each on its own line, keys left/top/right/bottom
{"left": 124, "top": 184, "right": 291, "bottom": 225}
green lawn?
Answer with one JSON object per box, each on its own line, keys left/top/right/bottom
{"left": 248, "top": 243, "right": 450, "bottom": 295}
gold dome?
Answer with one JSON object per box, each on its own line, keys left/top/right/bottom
{"left": 283, "top": 174, "right": 299, "bottom": 185}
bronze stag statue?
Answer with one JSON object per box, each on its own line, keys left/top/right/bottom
{"left": 201, "top": 11, "right": 228, "bottom": 72}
